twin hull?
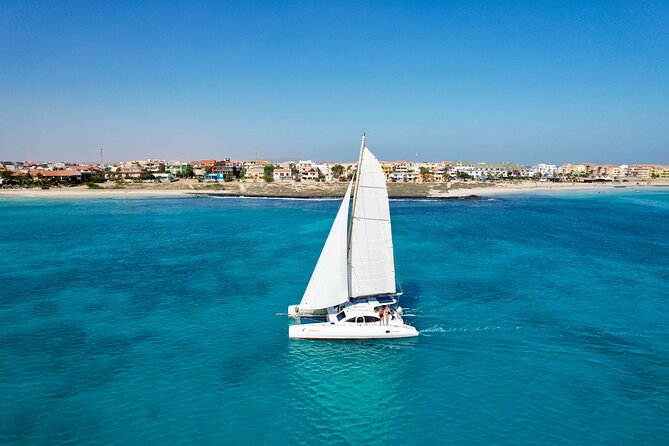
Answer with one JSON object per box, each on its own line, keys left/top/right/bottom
{"left": 289, "top": 322, "right": 419, "bottom": 340}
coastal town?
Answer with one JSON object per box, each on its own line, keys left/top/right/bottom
{"left": 1, "top": 157, "right": 668, "bottom": 188}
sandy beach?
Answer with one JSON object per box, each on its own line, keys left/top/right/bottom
{"left": 0, "top": 179, "right": 667, "bottom": 199}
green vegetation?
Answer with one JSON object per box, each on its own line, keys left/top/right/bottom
{"left": 263, "top": 165, "right": 275, "bottom": 182}
{"left": 19, "top": 175, "right": 33, "bottom": 187}
{"left": 175, "top": 165, "right": 194, "bottom": 178}
{"left": 419, "top": 166, "right": 431, "bottom": 181}
{"left": 86, "top": 182, "right": 103, "bottom": 189}
{"left": 331, "top": 164, "right": 344, "bottom": 179}
{"left": 1, "top": 170, "right": 36, "bottom": 187}
{"left": 289, "top": 163, "right": 300, "bottom": 182}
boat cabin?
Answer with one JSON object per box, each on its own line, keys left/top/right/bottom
{"left": 327, "top": 295, "right": 400, "bottom": 325}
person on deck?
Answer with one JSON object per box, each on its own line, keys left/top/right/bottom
{"left": 384, "top": 306, "right": 390, "bottom": 325}
{"left": 378, "top": 307, "right": 384, "bottom": 325}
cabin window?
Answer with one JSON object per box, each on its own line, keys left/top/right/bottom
{"left": 345, "top": 318, "right": 357, "bottom": 323}
{"left": 364, "top": 316, "right": 380, "bottom": 323}
{"left": 336, "top": 311, "right": 346, "bottom": 321}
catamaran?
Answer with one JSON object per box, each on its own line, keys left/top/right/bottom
{"left": 287, "top": 135, "right": 418, "bottom": 340}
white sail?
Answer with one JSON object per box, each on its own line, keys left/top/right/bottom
{"left": 299, "top": 181, "right": 353, "bottom": 310}
{"left": 348, "top": 147, "right": 396, "bottom": 297}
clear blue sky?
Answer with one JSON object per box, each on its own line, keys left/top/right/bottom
{"left": 1, "top": 0, "right": 667, "bottom": 164}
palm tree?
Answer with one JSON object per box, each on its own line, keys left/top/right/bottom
{"left": 0, "top": 170, "right": 13, "bottom": 186}
{"left": 331, "top": 164, "right": 344, "bottom": 179}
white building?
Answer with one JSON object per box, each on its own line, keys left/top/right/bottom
{"left": 298, "top": 160, "right": 315, "bottom": 170}
{"left": 390, "top": 172, "right": 416, "bottom": 182}
{"left": 153, "top": 173, "right": 178, "bottom": 182}
{"left": 273, "top": 169, "right": 292, "bottom": 181}
{"left": 531, "top": 164, "right": 558, "bottom": 177}
{"left": 315, "top": 163, "right": 332, "bottom": 182}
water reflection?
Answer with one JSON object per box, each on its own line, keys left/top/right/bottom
{"left": 285, "top": 339, "right": 418, "bottom": 445}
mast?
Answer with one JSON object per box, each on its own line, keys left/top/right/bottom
{"left": 347, "top": 133, "right": 366, "bottom": 268}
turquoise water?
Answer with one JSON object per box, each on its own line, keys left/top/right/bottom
{"left": 1, "top": 189, "right": 668, "bottom": 445}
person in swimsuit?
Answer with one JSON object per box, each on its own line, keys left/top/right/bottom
{"left": 384, "top": 306, "right": 390, "bottom": 325}
{"left": 378, "top": 307, "right": 384, "bottom": 325}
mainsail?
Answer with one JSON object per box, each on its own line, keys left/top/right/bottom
{"left": 348, "top": 147, "right": 396, "bottom": 297}
{"left": 299, "top": 181, "right": 353, "bottom": 310}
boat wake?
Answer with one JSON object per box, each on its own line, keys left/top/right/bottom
{"left": 420, "top": 325, "right": 450, "bottom": 334}
{"left": 420, "top": 325, "right": 521, "bottom": 336}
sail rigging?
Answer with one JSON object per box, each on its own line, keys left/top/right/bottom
{"left": 289, "top": 135, "right": 418, "bottom": 340}
{"left": 299, "top": 135, "right": 396, "bottom": 309}
{"left": 299, "top": 181, "right": 353, "bottom": 310}
{"left": 347, "top": 146, "right": 396, "bottom": 298}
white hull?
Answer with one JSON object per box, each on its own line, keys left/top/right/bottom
{"left": 289, "top": 322, "right": 418, "bottom": 340}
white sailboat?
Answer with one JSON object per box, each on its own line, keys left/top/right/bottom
{"left": 288, "top": 135, "right": 418, "bottom": 340}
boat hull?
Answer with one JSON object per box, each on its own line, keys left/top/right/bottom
{"left": 289, "top": 322, "right": 419, "bottom": 340}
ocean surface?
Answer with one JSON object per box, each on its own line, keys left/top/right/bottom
{"left": 1, "top": 189, "right": 668, "bottom": 445}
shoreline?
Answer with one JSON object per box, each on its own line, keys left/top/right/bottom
{"left": 196, "top": 192, "right": 485, "bottom": 200}
{"left": 0, "top": 181, "right": 667, "bottom": 200}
